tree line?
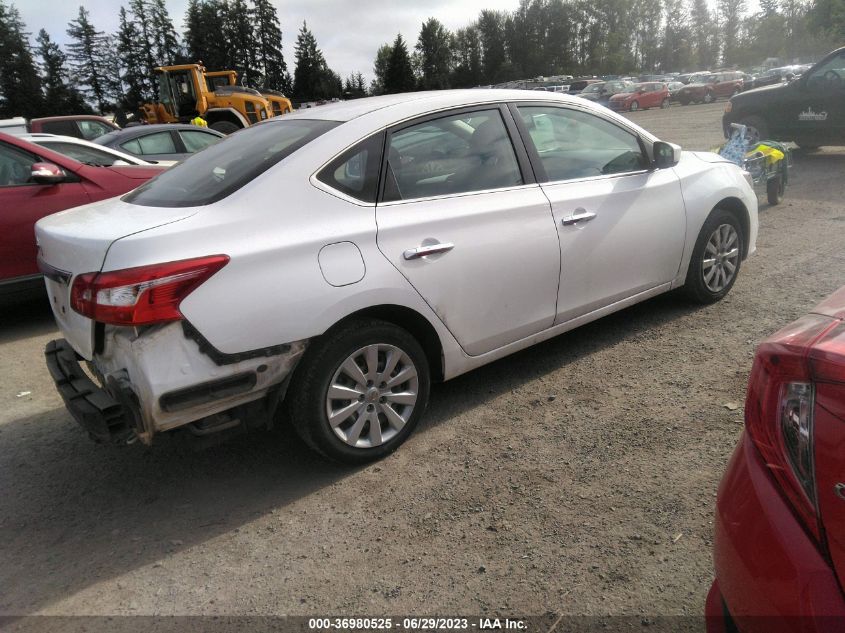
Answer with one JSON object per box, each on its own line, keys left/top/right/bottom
{"left": 0, "top": 0, "right": 843, "bottom": 119}
{"left": 0, "top": 0, "right": 351, "bottom": 119}
{"left": 373, "top": 0, "right": 842, "bottom": 95}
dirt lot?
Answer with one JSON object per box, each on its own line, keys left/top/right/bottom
{"left": 1, "top": 101, "right": 844, "bottom": 623}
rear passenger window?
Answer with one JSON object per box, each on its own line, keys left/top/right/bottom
{"left": 316, "top": 133, "right": 383, "bottom": 203}
{"left": 384, "top": 109, "right": 522, "bottom": 202}
{"left": 123, "top": 131, "right": 177, "bottom": 156}
{"left": 518, "top": 106, "right": 647, "bottom": 181}
{"left": 41, "top": 120, "right": 78, "bottom": 137}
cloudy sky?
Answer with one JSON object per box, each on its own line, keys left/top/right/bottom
{"left": 17, "top": 0, "right": 520, "bottom": 83}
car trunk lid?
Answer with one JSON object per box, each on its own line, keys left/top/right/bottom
{"left": 35, "top": 197, "right": 198, "bottom": 359}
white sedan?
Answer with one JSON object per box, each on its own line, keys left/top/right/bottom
{"left": 36, "top": 90, "right": 758, "bottom": 462}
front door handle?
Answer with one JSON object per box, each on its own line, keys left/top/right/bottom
{"left": 403, "top": 242, "right": 455, "bottom": 260}
{"left": 561, "top": 210, "right": 597, "bottom": 226}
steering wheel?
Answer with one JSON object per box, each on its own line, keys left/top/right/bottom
{"left": 823, "top": 69, "right": 842, "bottom": 88}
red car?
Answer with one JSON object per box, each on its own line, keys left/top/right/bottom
{"left": 0, "top": 132, "right": 165, "bottom": 297}
{"left": 28, "top": 115, "right": 119, "bottom": 140}
{"left": 607, "top": 82, "right": 670, "bottom": 112}
{"left": 676, "top": 71, "right": 745, "bottom": 105}
{"left": 707, "top": 286, "right": 845, "bottom": 633}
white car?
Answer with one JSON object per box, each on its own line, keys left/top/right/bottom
{"left": 20, "top": 133, "right": 176, "bottom": 167}
{"left": 37, "top": 90, "right": 758, "bottom": 463}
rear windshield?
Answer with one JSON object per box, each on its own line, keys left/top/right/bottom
{"left": 124, "top": 119, "right": 340, "bottom": 207}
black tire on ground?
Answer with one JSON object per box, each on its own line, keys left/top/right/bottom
{"left": 284, "top": 318, "right": 431, "bottom": 464}
{"left": 209, "top": 120, "right": 240, "bottom": 135}
{"left": 738, "top": 115, "right": 768, "bottom": 145}
{"left": 703, "top": 92, "right": 715, "bottom": 104}
{"left": 630, "top": 100, "right": 640, "bottom": 111}
{"left": 661, "top": 98, "right": 670, "bottom": 109}
{"left": 767, "top": 174, "right": 785, "bottom": 205}
{"left": 682, "top": 209, "right": 745, "bottom": 304}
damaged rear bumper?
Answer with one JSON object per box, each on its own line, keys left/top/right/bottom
{"left": 45, "top": 322, "right": 307, "bottom": 445}
{"left": 45, "top": 339, "right": 137, "bottom": 444}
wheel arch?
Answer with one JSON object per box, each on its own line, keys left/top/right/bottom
{"left": 713, "top": 197, "right": 751, "bottom": 259}
{"left": 204, "top": 107, "right": 247, "bottom": 129}
{"left": 324, "top": 304, "right": 445, "bottom": 382}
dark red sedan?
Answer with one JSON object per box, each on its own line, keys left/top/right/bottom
{"left": 0, "top": 132, "right": 165, "bottom": 297}
{"left": 707, "top": 286, "right": 845, "bottom": 632}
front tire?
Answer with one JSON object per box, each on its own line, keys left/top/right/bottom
{"left": 738, "top": 115, "right": 768, "bottom": 145}
{"left": 661, "top": 98, "right": 670, "bottom": 109}
{"left": 630, "top": 100, "right": 640, "bottom": 111}
{"left": 284, "top": 319, "right": 431, "bottom": 464}
{"left": 683, "top": 210, "right": 744, "bottom": 304}
{"left": 703, "top": 92, "right": 715, "bottom": 104}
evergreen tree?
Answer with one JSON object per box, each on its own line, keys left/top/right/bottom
{"left": 344, "top": 73, "right": 367, "bottom": 98}
{"left": 0, "top": 2, "right": 43, "bottom": 118}
{"left": 250, "top": 0, "right": 291, "bottom": 93}
{"left": 719, "top": 0, "right": 747, "bottom": 65}
{"left": 370, "top": 43, "right": 392, "bottom": 95}
{"left": 116, "top": 7, "right": 147, "bottom": 108}
{"left": 184, "top": 0, "right": 229, "bottom": 70}
{"left": 128, "top": 0, "right": 159, "bottom": 98}
{"left": 149, "top": 0, "right": 181, "bottom": 65}
{"left": 689, "top": 0, "right": 719, "bottom": 68}
{"left": 66, "top": 6, "right": 112, "bottom": 113}
{"left": 478, "top": 10, "right": 508, "bottom": 84}
{"left": 226, "top": 0, "right": 258, "bottom": 83}
{"left": 384, "top": 33, "right": 416, "bottom": 94}
{"left": 661, "top": 0, "right": 693, "bottom": 70}
{"left": 415, "top": 18, "right": 452, "bottom": 90}
{"left": 293, "top": 21, "right": 335, "bottom": 101}
{"left": 36, "top": 29, "right": 90, "bottom": 114}
{"left": 450, "top": 26, "right": 482, "bottom": 87}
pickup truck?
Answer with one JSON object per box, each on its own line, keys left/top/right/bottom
{"left": 723, "top": 47, "right": 845, "bottom": 148}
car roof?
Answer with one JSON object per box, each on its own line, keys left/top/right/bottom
{"left": 282, "top": 89, "right": 616, "bottom": 123}
{"left": 30, "top": 115, "right": 116, "bottom": 125}
{"left": 96, "top": 124, "right": 224, "bottom": 145}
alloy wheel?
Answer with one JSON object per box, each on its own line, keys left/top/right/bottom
{"left": 325, "top": 344, "right": 419, "bottom": 449}
{"left": 702, "top": 224, "right": 740, "bottom": 293}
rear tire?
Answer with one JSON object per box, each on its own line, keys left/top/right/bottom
{"left": 767, "top": 174, "right": 785, "bottom": 205}
{"left": 683, "top": 210, "right": 744, "bottom": 304}
{"left": 630, "top": 100, "right": 640, "bottom": 111}
{"left": 209, "top": 120, "right": 240, "bottom": 135}
{"left": 703, "top": 92, "right": 715, "bottom": 104}
{"left": 284, "top": 319, "right": 431, "bottom": 464}
{"left": 661, "top": 98, "right": 670, "bottom": 109}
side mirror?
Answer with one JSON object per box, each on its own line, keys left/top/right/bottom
{"left": 653, "top": 141, "right": 681, "bottom": 168}
{"left": 31, "top": 162, "right": 66, "bottom": 185}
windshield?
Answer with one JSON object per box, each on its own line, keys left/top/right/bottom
{"left": 621, "top": 85, "right": 640, "bottom": 93}
{"left": 124, "top": 119, "right": 340, "bottom": 207}
{"left": 583, "top": 83, "right": 604, "bottom": 93}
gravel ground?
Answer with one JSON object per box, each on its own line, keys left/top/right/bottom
{"left": 1, "top": 101, "right": 844, "bottom": 622}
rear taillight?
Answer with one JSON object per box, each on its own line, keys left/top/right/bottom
{"left": 745, "top": 314, "right": 839, "bottom": 541}
{"left": 70, "top": 255, "right": 229, "bottom": 326}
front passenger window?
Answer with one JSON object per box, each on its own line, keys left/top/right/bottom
{"left": 518, "top": 106, "right": 647, "bottom": 181}
{"left": 0, "top": 143, "right": 37, "bottom": 187}
{"left": 384, "top": 109, "right": 523, "bottom": 202}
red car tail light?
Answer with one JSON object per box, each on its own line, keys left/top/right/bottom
{"left": 71, "top": 255, "right": 229, "bottom": 326}
{"left": 745, "top": 314, "right": 840, "bottom": 542}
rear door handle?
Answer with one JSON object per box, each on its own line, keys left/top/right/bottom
{"left": 403, "top": 242, "right": 455, "bottom": 260}
{"left": 561, "top": 210, "right": 597, "bottom": 226}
